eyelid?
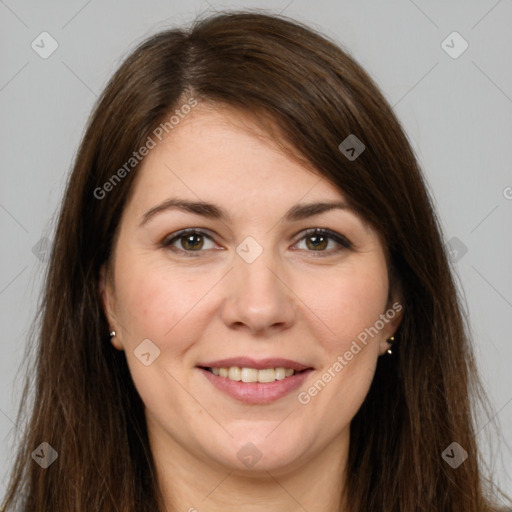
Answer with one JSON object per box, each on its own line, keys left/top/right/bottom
{"left": 296, "top": 227, "right": 353, "bottom": 251}
{"left": 162, "top": 228, "right": 218, "bottom": 256}
{"left": 162, "top": 227, "right": 353, "bottom": 255}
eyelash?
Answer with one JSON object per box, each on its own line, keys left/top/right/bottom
{"left": 161, "top": 228, "right": 353, "bottom": 257}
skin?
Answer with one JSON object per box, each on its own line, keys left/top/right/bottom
{"left": 99, "top": 103, "right": 402, "bottom": 512}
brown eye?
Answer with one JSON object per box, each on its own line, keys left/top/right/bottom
{"left": 163, "top": 229, "right": 216, "bottom": 254}
{"left": 295, "top": 228, "right": 352, "bottom": 255}
{"left": 180, "top": 233, "right": 204, "bottom": 251}
{"left": 305, "top": 234, "right": 329, "bottom": 251}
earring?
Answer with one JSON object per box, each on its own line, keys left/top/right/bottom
{"left": 386, "top": 335, "right": 395, "bottom": 355}
{"left": 109, "top": 331, "right": 116, "bottom": 338}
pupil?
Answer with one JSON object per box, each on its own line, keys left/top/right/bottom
{"left": 183, "top": 234, "right": 203, "bottom": 250}
{"left": 308, "top": 235, "right": 327, "bottom": 250}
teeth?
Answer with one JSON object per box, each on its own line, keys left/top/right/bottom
{"left": 274, "top": 368, "right": 286, "bottom": 380}
{"left": 241, "top": 367, "right": 258, "bottom": 383}
{"left": 228, "top": 366, "right": 242, "bottom": 381}
{"left": 209, "top": 366, "right": 298, "bottom": 383}
{"left": 256, "top": 368, "right": 275, "bottom": 383}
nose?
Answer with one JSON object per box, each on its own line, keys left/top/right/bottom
{"left": 219, "top": 245, "right": 297, "bottom": 336}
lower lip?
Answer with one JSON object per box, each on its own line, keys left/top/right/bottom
{"left": 198, "top": 368, "right": 313, "bottom": 404}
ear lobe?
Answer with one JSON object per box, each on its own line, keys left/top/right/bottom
{"left": 98, "top": 263, "right": 124, "bottom": 350}
{"left": 379, "top": 301, "right": 404, "bottom": 355}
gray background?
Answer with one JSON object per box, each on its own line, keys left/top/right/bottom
{"left": 1, "top": 0, "right": 511, "bottom": 501}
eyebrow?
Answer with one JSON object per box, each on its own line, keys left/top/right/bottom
{"left": 139, "top": 198, "right": 357, "bottom": 227}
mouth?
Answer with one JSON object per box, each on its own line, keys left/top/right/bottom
{"left": 198, "top": 365, "right": 309, "bottom": 383}
{"left": 196, "top": 358, "right": 314, "bottom": 404}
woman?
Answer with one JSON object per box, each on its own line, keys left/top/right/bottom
{"left": 2, "top": 10, "right": 509, "bottom": 512}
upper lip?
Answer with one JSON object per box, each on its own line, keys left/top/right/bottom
{"left": 197, "top": 357, "right": 313, "bottom": 371}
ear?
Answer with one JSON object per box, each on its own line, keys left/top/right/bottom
{"left": 98, "top": 263, "right": 124, "bottom": 351}
{"left": 378, "top": 300, "right": 404, "bottom": 355}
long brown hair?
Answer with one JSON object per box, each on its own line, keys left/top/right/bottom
{"left": 1, "top": 9, "right": 507, "bottom": 512}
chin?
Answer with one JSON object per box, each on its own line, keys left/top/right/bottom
{"left": 203, "top": 429, "right": 311, "bottom": 474}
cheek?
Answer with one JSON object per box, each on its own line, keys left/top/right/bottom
{"left": 113, "top": 248, "right": 180, "bottom": 343}
{"left": 298, "top": 258, "right": 389, "bottom": 347}
{"left": 294, "top": 258, "right": 388, "bottom": 411}
{"left": 112, "top": 253, "right": 201, "bottom": 403}
{"left": 113, "top": 247, "right": 221, "bottom": 360}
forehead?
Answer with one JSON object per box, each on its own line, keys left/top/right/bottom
{"left": 128, "top": 104, "right": 348, "bottom": 210}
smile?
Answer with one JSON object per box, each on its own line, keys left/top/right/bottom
{"left": 196, "top": 357, "right": 314, "bottom": 404}
{"left": 207, "top": 366, "right": 297, "bottom": 382}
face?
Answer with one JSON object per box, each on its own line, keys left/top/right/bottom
{"left": 99, "top": 104, "right": 402, "bottom": 475}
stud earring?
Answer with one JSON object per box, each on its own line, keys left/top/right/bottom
{"left": 109, "top": 331, "right": 116, "bottom": 338}
{"left": 386, "top": 335, "right": 395, "bottom": 355}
